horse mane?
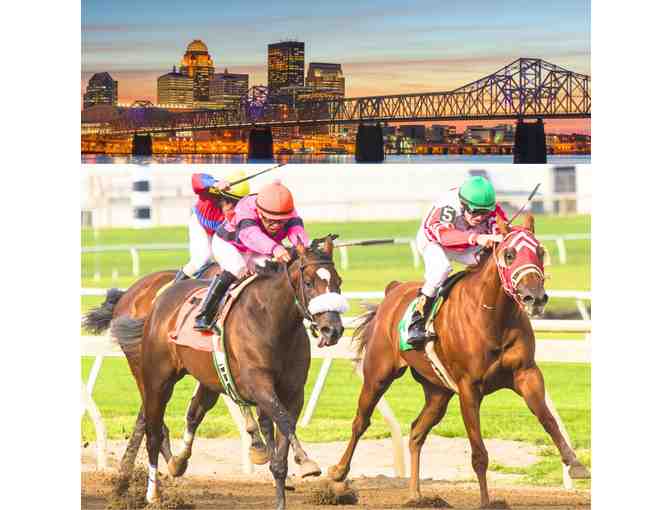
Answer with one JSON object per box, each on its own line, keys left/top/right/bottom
{"left": 253, "top": 238, "right": 335, "bottom": 279}
{"left": 464, "top": 248, "right": 494, "bottom": 274}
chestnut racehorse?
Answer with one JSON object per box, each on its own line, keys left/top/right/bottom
{"left": 126, "top": 236, "right": 347, "bottom": 509}
{"left": 328, "top": 215, "right": 590, "bottom": 508}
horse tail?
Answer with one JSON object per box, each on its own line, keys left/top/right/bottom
{"left": 81, "top": 288, "right": 125, "bottom": 334}
{"left": 110, "top": 316, "right": 146, "bottom": 347}
{"left": 352, "top": 302, "right": 379, "bottom": 362}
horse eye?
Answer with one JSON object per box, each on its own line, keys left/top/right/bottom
{"left": 305, "top": 280, "right": 314, "bottom": 288}
{"left": 505, "top": 249, "right": 516, "bottom": 264}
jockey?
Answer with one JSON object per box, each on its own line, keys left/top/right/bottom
{"left": 407, "top": 176, "right": 507, "bottom": 346}
{"left": 173, "top": 170, "right": 250, "bottom": 284}
{"left": 193, "top": 180, "right": 310, "bottom": 332}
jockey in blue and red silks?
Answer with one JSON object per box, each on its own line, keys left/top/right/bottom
{"left": 173, "top": 170, "right": 250, "bottom": 283}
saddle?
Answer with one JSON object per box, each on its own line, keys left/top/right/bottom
{"left": 169, "top": 273, "right": 258, "bottom": 349}
{"left": 398, "top": 271, "right": 468, "bottom": 394}
{"left": 168, "top": 274, "right": 259, "bottom": 406}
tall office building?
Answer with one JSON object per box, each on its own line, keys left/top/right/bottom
{"left": 306, "top": 63, "right": 345, "bottom": 97}
{"left": 157, "top": 66, "right": 194, "bottom": 106}
{"left": 179, "top": 39, "right": 215, "bottom": 102}
{"left": 268, "top": 41, "right": 305, "bottom": 96}
{"left": 210, "top": 69, "right": 249, "bottom": 109}
{"left": 83, "top": 72, "right": 118, "bottom": 109}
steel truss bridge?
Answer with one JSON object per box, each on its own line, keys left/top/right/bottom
{"left": 97, "top": 59, "right": 590, "bottom": 136}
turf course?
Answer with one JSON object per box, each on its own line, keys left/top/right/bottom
{"left": 81, "top": 215, "right": 591, "bottom": 486}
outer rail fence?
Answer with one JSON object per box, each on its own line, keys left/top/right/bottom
{"left": 81, "top": 315, "right": 590, "bottom": 489}
{"left": 81, "top": 233, "right": 590, "bottom": 278}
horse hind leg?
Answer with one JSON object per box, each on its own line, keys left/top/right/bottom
{"left": 167, "top": 382, "right": 219, "bottom": 477}
{"left": 143, "top": 369, "right": 179, "bottom": 504}
{"left": 406, "top": 371, "right": 454, "bottom": 503}
{"left": 513, "top": 365, "right": 590, "bottom": 479}
{"left": 328, "top": 345, "right": 397, "bottom": 482}
{"left": 245, "top": 407, "right": 271, "bottom": 465}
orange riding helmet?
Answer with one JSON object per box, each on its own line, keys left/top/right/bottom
{"left": 256, "top": 180, "right": 296, "bottom": 220}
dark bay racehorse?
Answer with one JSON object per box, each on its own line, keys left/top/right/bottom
{"left": 123, "top": 236, "right": 347, "bottom": 509}
{"left": 328, "top": 215, "right": 590, "bottom": 508}
{"left": 82, "top": 265, "right": 225, "bottom": 475}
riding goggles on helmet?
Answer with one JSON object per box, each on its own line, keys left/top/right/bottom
{"left": 461, "top": 201, "right": 492, "bottom": 216}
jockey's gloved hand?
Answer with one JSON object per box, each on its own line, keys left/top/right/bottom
{"left": 214, "top": 180, "right": 231, "bottom": 191}
{"left": 273, "top": 245, "right": 292, "bottom": 263}
{"left": 476, "top": 234, "right": 503, "bottom": 248}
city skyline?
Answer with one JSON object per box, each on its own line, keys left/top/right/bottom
{"left": 82, "top": 0, "right": 590, "bottom": 133}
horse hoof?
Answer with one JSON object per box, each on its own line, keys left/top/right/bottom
{"left": 482, "top": 500, "right": 510, "bottom": 509}
{"left": 569, "top": 462, "right": 591, "bottom": 479}
{"left": 167, "top": 456, "right": 189, "bottom": 477}
{"left": 299, "top": 459, "right": 322, "bottom": 478}
{"left": 249, "top": 445, "right": 271, "bottom": 465}
{"left": 327, "top": 464, "right": 347, "bottom": 482}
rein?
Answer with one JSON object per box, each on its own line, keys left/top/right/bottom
{"left": 284, "top": 258, "right": 336, "bottom": 338}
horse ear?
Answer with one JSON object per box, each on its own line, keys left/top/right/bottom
{"left": 323, "top": 235, "right": 334, "bottom": 257}
{"left": 496, "top": 215, "right": 510, "bottom": 235}
{"left": 523, "top": 213, "right": 535, "bottom": 233}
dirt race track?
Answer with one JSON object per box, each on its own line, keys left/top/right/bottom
{"left": 81, "top": 437, "right": 590, "bottom": 509}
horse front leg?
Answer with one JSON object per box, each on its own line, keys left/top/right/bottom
{"left": 513, "top": 365, "right": 590, "bottom": 479}
{"left": 407, "top": 375, "right": 454, "bottom": 503}
{"left": 458, "top": 381, "right": 491, "bottom": 508}
{"left": 167, "top": 382, "right": 219, "bottom": 477}
{"left": 250, "top": 378, "right": 317, "bottom": 510}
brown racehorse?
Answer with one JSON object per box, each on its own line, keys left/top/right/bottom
{"left": 82, "top": 264, "right": 247, "bottom": 477}
{"left": 328, "top": 215, "right": 590, "bottom": 508}
{"left": 122, "top": 235, "right": 347, "bottom": 509}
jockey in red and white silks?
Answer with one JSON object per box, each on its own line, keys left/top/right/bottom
{"left": 408, "top": 177, "right": 508, "bottom": 346}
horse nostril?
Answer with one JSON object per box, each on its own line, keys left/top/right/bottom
{"left": 320, "top": 326, "right": 334, "bottom": 338}
{"left": 541, "top": 293, "right": 549, "bottom": 305}
{"left": 522, "top": 295, "right": 535, "bottom": 305}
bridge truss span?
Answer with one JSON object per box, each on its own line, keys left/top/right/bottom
{"left": 100, "top": 58, "right": 590, "bottom": 135}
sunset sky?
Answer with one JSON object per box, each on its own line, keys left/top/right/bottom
{"left": 82, "top": 0, "right": 591, "bottom": 133}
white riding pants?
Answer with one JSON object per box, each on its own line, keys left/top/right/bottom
{"left": 211, "top": 235, "right": 270, "bottom": 278}
{"left": 182, "top": 214, "right": 214, "bottom": 277}
{"left": 416, "top": 231, "right": 480, "bottom": 297}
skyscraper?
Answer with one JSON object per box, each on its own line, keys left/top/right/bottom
{"left": 179, "top": 40, "right": 215, "bottom": 102}
{"left": 157, "top": 66, "right": 194, "bottom": 106}
{"left": 268, "top": 41, "right": 305, "bottom": 96}
{"left": 210, "top": 69, "right": 249, "bottom": 109}
{"left": 306, "top": 63, "right": 345, "bottom": 97}
{"left": 83, "top": 72, "right": 118, "bottom": 109}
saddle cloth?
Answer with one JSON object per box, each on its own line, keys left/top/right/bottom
{"left": 168, "top": 274, "right": 259, "bottom": 351}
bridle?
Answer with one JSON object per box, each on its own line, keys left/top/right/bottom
{"left": 284, "top": 257, "right": 336, "bottom": 338}
{"left": 493, "top": 227, "right": 545, "bottom": 310}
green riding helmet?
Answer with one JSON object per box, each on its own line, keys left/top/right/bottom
{"left": 458, "top": 176, "right": 496, "bottom": 212}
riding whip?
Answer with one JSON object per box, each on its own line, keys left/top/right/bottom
{"left": 209, "top": 163, "right": 286, "bottom": 196}
{"left": 507, "top": 183, "right": 541, "bottom": 226}
{"left": 334, "top": 239, "right": 395, "bottom": 248}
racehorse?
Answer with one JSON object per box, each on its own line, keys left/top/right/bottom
{"left": 121, "top": 235, "right": 347, "bottom": 509}
{"left": 328, "top": 215, "right": 590, "bottom": 508}
{"left": 81, "top": 264, "right": 263, "bottom": 478}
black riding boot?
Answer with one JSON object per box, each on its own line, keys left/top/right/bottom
{"left": 172, "top": 269, "right": 190, "bottom": 284}
{"left": 193, "top": 271, "right": 237, "bottom": 332}
{"left": 407, "top": 291, "right": 436, "bottom": 347}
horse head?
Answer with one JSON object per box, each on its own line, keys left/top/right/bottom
{"left": 292, "top": 234, "right": 348, "bottom": 347}
{"left": 495, "top": 214, "right": 548, "bottom": 317}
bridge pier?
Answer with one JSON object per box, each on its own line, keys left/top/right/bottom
{"left": 514, "top": 119, "right": 547, "bottom": 164}
{"left": 131, "top": 134, "right": 153, "bottom": 156}
{"left": 355, "top": 124, "right": 384, "bottom": 162}
{"left": 248, "top": 127, "right": 274, "bottom": 159}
